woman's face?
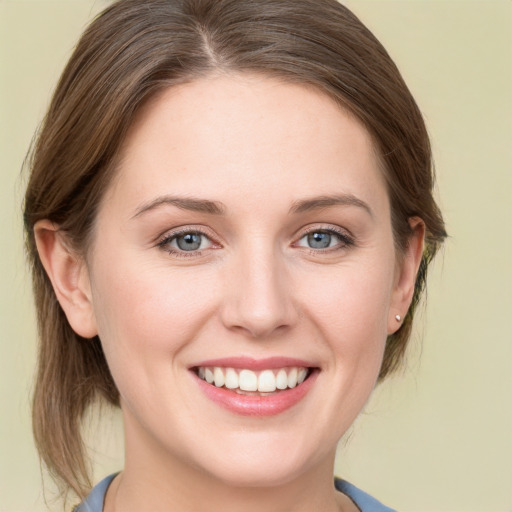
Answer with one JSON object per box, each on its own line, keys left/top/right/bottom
{"left": 83, "top": 74, "right": 414, "bottom": 485}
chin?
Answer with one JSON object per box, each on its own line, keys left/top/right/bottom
{"left": 192, "top": 434, "right": 319, "bottom": 489}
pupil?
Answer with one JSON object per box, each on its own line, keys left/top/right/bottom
{"left": 177, "top": 233, "right": 201, "bottom": 251}
{"left": 308, "top": 232, "right": 331, "bottom": 249}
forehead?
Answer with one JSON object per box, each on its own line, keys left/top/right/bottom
{"left": 107, "top": 73, "right": 388, "bottom": 215}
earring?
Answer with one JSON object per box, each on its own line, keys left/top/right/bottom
{"left": 395, "top": 314, "right": 401, "bottom": 322}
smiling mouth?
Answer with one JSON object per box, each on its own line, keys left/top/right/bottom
{"left": 193, "top": 366, "right": 314, "bottom": 395}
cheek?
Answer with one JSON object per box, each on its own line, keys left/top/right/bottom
{"left": 89, "top": 260, "right": 218, "bottom": 379}
{"left": 299, "top": 259, "right": 394, "bottom": 361}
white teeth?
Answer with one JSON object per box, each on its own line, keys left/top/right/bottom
{"left": 197, "top": 366, "right": 311, "bottom": 392}
{"left": 205, "top": 368, "right": 214, "bottom": 384}
{"left": 213, "top": 367, "right": 225, "bottom": 388}
{"left": 287, "top": 367, "right": 298, "bottom": 388}
{"left": 239, "top": 369, "right": 258, "bottom": 391}
{"left": 224, "top": 368, "right": 239, "bottom": 389}
{"left": 258, "top": 370, "right": 276, "bottom": 392}
{"left": 276, "top": 369, "right": 288, "bottom": 390}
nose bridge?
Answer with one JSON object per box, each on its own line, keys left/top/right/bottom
{"left": 221, "top": 237, "right": 296, "bottom": 338}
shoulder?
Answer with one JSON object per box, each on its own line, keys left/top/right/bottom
{"left": 335, "top": 478, "right": 398, "bottom": 512}
{"left": 74, "top": 473, "right": 117, "bottom": 512}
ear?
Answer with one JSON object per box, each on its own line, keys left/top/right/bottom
{"left": 34, "top": 220, "right": 98, "bottom": 338}
{"left": 388, "top": 217, "right": 425, "bottom": 335}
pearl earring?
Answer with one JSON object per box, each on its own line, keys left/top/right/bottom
{"left": 395, "top": 314, "right": 401, "bottom": 322}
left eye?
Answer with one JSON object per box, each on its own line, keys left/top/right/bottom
{"left": 296, "top": 230, "right": 347, "bottom": 250}
{"left": 164, "top": 231, "right": 212, "bottom": 252}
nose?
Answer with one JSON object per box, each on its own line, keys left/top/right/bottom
{"left": 220, "top": 244, "right": 298, "bottom": 339}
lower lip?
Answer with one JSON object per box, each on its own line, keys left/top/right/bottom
{"left": 194, "top": 370, "right": 318, "bottom": 416}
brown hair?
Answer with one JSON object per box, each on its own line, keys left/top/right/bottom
{"left": 23, "top": 0, "right": 446, "bottom": 501}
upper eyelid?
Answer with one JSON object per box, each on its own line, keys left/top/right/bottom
{"left": 156, "top": 225, "right": 218, "bottom": 244}
{"left": 294, "top": 224, "right": 354, "bottom": 240}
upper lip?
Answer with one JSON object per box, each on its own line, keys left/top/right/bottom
{"left": 190, "top": 356, "right": 317, "bottom": 371}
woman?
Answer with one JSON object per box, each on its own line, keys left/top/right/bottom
{"left": 23, "top": 0, "right": 446, "bottom": 510}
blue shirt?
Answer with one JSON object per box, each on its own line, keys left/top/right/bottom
{"left": 75, "top": 473, "right": 397, "bottom": 512}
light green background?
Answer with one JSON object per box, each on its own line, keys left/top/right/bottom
{"left": 1, "top": 1, "right": 511, "bottom": 511}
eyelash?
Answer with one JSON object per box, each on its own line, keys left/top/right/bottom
{"left": 156, "top": 225, "right": 355, "bottom": 258}
{"left": 157, "top": 227, "right": 218, "bottom": 258}
{"left": 294, "top": 226, "right": 355, "bottom": 254}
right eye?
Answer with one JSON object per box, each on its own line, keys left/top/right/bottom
{"left": 158, "top": 229, "right": 215, "bottom": 256}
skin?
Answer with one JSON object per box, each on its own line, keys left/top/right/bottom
{"left": 35, "top": 74, "right": 424, "bottom": 512}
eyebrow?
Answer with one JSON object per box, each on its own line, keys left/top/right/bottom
{"left": 132, "top": 193, "right": 372, "bottom": 219}
{"left": 289, "top": 194, "right": 373, "bottom": 217}
{"left": 131, "top": 195, "right": 226, "bottom": 218}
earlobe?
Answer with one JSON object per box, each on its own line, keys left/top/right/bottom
{"left": 388, "top": 217, "right": 425, "bottom": 334}
{"left": 34, "top": 220, "right": 98, "bottom": 338}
